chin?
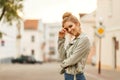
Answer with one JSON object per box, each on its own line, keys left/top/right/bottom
{"left": 68, "top": 32, "right": 72, "bottom": 35}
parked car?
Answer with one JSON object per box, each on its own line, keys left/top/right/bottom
{"left": 11, "top": 55, "right": 42, "bottom": 64}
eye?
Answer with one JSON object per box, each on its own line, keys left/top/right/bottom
{"left": 64, "top": 28, "right": 68, "bottom": 31}
{"left": 68, "top": 25, "right": 73, "bottom": 28}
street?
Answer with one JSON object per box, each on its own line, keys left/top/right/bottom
{"left": 0, "top": 62, "right": 120, "bottom": 80}
{"left": 0, "top": 62, "right": 63, "bottom": 80}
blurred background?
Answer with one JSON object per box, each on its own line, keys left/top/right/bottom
{"left": 0, "top": 0, "right": 120, "bottom": 80}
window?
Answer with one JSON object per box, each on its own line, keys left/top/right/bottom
{"left": 31, "top": 49, "right": 35, "bottom": 55}
{"left": 49, "top": 33, "right": 55, "bottom": 37}
{"left": 1, "top": 40, "right": 5, "bottom": 46}
{"left": 31, "top": 35, "right": 35, "bottom": 42}
{"left": 49, "top": 47, "right": 55, "bottom": 55}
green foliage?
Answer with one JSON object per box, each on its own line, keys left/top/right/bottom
{"left": 0, "top": 0, "right": 23, "bottom": 25}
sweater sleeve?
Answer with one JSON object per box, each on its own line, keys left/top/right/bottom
{"left": 58, "top": 38, "right": 66, "bottom": 60}
{"left": 61, "top": 36, "right": 90, "bottom": 68}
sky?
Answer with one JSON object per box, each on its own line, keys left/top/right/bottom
{"left": 23, "top": 0, "right": 97, "bottom": 23}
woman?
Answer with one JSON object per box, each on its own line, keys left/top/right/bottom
{"left": 58, "top": 12, "right": 90, "bottom": 80}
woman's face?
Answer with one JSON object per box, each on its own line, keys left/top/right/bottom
{"left": 63, "top": 21, "right": 80, "bottom": 36}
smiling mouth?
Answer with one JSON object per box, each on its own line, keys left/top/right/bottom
{"left": 69, "top": 32, "right": 73, "bottom": 35}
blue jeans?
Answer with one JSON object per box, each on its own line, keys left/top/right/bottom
{"left": 64, "top": 72, "right": 86, "bottom": 80}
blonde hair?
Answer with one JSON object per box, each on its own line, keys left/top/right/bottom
{"left": 62, "top": 12, "right": 80, "bottom": 27}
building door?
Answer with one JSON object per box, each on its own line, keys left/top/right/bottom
{"left": 112, "top": 37, "right": 119, "bottom": 69}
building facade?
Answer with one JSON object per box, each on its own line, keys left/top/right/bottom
{"left": 43, "top": 23, "right": 61, "bottom": 61}
{"left": 0, "top": 22, "right": 18, "bottom": 63}
{"left": 95, "top": 0, "right": 120, "bottom": 70}
{"left": 22, "top": 19, "right": 44, "bottom": 61}
{"left": 80, "top": 12, "right": 96, "bottom": 64}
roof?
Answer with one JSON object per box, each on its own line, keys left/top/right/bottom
{"left": 80, "top": 11, "right": 96, "bottom": 23}
{"left": 24, "top": 20, "right": 38, "bottom": 30}
{"left": 79, "top": 13, "right": 86, "bottom": 18}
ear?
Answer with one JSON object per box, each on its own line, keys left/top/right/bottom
{"left": 76, "top": 22, "right": 80, "bottom": 26}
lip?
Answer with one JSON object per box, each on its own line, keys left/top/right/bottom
{"left": 69, "top": 32, "right": 73, "bottom": 35}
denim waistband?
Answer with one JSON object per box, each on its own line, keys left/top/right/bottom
{"left": 65, "top": 72, "right": 83, "bottom": 76}
{"left": 76, "top": 72, "right": 83, "bottom": 75}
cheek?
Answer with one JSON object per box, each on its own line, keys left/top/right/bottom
{"left": 72, "top": 26, "right": 76, "bottom": 31}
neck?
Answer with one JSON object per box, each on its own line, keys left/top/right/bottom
{"left": 75, "top": 27, "right": 81, "bottom": 38}
{"left": 75, "top": 32, "right": 80, "bottom": 38}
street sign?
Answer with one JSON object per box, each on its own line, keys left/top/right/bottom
{"left": 95, "top": 26, "right": 105, "bottom": 74}
{"left": 95, "top": 27, "right": 105, "bottom": 38}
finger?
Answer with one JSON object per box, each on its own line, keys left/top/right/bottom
{"left": 62, "top": 28, "right": 67, "bottom": 32}
{"left": 59, "top": 30, "right": 65, "bottom": 33}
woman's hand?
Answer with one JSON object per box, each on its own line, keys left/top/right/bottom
{"left": 58, "top": 28, "right": 66, "bottom": 39}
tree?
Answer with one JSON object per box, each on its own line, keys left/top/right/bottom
{"left": 0, "top": 0, "right": 23, "bottom": 38}
{"left": 0, "top": 0, "right": 23, "bottom": 25}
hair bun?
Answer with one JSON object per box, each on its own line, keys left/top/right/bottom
{"left": 62, "top": 12, "right": 72, "bottom": 19}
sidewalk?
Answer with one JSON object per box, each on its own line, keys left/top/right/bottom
{"left": 85, "top": 64, "right": 120, "bottom": 80}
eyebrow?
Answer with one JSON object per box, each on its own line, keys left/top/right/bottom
{"left": 68, "top": 24, "right": 73, "bottom": 27}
